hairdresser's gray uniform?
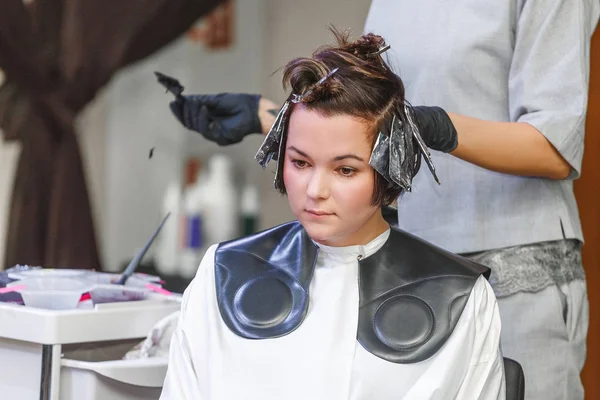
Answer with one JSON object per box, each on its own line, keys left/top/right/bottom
{"left": 365, "top": 0, "right": 599, "bottom": 399}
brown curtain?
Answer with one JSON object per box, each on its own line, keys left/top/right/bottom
{"left": 577, "top": 26, "right": 600, "bottom": 400}
{"left": 0, "top": 0, "right": 222, "bottom": 270}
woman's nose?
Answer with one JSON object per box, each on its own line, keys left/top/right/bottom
{"left": 306, "top": 170, "right": 330, "bottom": 200}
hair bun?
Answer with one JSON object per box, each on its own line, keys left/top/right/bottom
{"left": 282, "top": 29, "right": 396, "bottom": 105}
{"left": 343, "top": 33, "right": 387, "bottom": 60}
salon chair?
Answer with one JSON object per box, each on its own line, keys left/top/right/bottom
{"left": 504, "top": 357, "right": 525, "bottom": 400}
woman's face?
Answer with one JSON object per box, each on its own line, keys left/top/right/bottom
{"left": 283, "top": 105, "right": 388, "bottom": 247}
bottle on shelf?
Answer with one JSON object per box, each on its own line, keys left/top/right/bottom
{"left": 202, "top": 154, "right": 238, "bottom": 244}
{"left": 179, "top": 158, "right": 206, "bottom": 279}
{"left": 155, "top": 181, "right": 182, "bottom": 276}
{"left": 240, "top": 183, "right": 259, "bottom": 236}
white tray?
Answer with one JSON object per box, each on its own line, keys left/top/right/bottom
{"left": 0, "top": 296, "right": 180, "bottom": 400}
{"left": 0, "top": 296, "right": 180, "bottom": 345}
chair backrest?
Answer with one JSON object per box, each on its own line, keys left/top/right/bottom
{"left": 504, "top": 357, "right": 525, "bottom": 400}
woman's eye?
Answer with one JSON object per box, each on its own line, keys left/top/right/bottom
{"left": 292, "top": 159, "right": 308, "bottom": 168}
{"left": 338, "top": 167, "right": 356, "bottom": 177}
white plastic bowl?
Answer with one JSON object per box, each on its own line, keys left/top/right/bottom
{"left": 7, "top": 268, "right": 89, "bottom": 281}
{"left": 7, "top": 277, "right": 95, "bottom": 310}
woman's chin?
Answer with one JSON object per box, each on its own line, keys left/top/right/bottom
{"left": 303, "top": 225, "right": 337, "bottom": 245}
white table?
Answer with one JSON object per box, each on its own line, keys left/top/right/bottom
{"left": 0, "top": 296, "right": 180, "bottom": 400}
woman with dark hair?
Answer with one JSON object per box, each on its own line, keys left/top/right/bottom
{"left": 159, "top": 32, "right": 505, "bottom": 400}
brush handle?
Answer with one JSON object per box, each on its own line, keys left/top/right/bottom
{"left": 116, "top": 213, "right": 171, "bottom": 285}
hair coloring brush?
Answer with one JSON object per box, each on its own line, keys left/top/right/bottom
{"left": 115, "top": 212, "right": 171, "bottom": 285}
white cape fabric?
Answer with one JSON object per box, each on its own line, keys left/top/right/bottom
{"left": 161, "top": 230, "right": 505, "bottom": 399}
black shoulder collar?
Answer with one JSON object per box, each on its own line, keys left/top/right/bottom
{"left": 357, "top": 227, "right": 489, "bottom": 363}
{"left": 214, "top": 220, "right": 490, "bottom": 363}
{"left": 214, "top": 221, "right": 318, "bottom": 339}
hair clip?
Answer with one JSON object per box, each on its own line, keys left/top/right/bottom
{"left": 368, "top": 107, "right": 440, "bottom": 193}
{"left": 291, "top": 67, "right": 339, "bottom": 104}
{"left": 369, "top": 44, "right": 391, "bottom": 57}
{"left": 403, "top": 105, "right": 440, "bottom": 185}
{"left": 255, "top": 100, "right": 292, "bottom": 168}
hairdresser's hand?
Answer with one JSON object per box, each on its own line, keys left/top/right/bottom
{"left": 258, "top": 97, "right": 279, "bottom": 134}
{"left": 412, "top": 106, "right": 458, "bottom": 153}
{"left": 169, "top": 93, "right": 265, "bottom": 146}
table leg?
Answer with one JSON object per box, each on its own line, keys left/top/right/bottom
{"left": 40, "top": 344, "right": 61, "bottom": 400}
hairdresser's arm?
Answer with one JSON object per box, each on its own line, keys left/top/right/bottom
{"left": 447, "top": 115, "right": 571, "bottom": 180}
{"left": 435, "top": 0, "right": 598, "bottom": 180}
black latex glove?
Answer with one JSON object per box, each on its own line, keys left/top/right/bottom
{"left": 169, "top": 93, "right": 262, "bottom": 146}
{"left": 412, "top": 106, "right": 458, "bottom": 153}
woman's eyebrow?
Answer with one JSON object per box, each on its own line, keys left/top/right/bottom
{"left": 332, "top": 154, "right": 365, "bottom": 162}
{"left": 287, "top": 146, "right": 309, "bottom": 158}
{"left": 287, "top": 146, "right": 365, "bottom": 162}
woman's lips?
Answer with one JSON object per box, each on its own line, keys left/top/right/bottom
{"left": 305, "top": 209, "right": 334, "bottom": 218}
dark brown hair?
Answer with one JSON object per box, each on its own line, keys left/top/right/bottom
{"left": 275, "top": 28, "right": 414, "bottom": 206}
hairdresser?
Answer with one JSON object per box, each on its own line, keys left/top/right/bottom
{"left": 164, "top": 1, "right": 599, "bottom": 398}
